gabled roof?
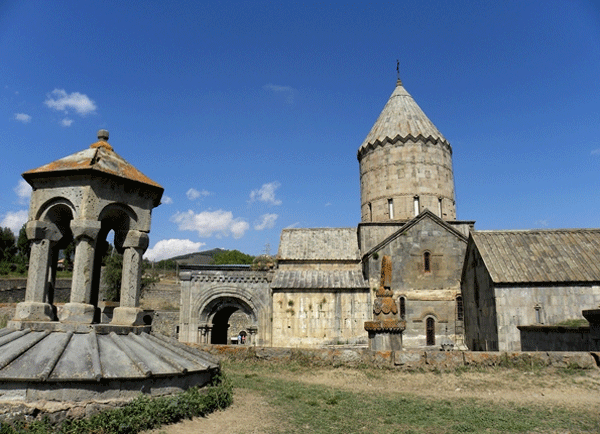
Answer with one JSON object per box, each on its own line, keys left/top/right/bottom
{"left": 362, "top": 209, "right": 467, "bottom": 260}
{"left": 358, "top": 79, "right": 449, "bottom": 155}
{"left": 271, "top": 270, "right": 367, "bottom": 290}
{"left": 23, "top": 140, "right": 163, "bottom": 191}
{"left": 277, "top": 228, "right": 359, "bottom": 261}
{"left": 471, "top": 229, "right": 600, "bottom": 283}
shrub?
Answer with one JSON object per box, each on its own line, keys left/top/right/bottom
{"left": 2, "top": 373, "right": 232, "bottom": 433}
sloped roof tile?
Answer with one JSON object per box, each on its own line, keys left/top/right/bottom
{"left": 472, "top": 229, "right": 600, "bottom": 283}
{"left": 272, "top": 270, "right": 367, "bottom": 289}
{"left": 278, "top": 228, "right": 359, "bottom": 261}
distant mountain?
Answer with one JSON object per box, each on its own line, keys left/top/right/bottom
{"left": 171, "top": 248, "right": 226, "bottom": 265}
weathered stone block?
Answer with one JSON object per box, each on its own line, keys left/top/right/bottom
{"left": 393, "top": 351, "right": 423, "bottom": 367}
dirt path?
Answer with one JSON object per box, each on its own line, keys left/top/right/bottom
{"left": 142, "top": 388, "right": 283, "bottom": 434}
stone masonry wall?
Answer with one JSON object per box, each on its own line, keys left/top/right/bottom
{"left": 495, "top": 284, "right": 600, "bottom": 351}
{"left": 271, "top": 289, "right": 370, "bottom": 347}
{"left": 359, "top": 140, "right": 456, "bottom": 222}
{"left": 191, "top": 343, "right": 599, "bottom": 371}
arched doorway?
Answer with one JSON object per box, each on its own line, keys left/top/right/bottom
{"left": 201, "top": 295, "right": 258, "bottom": 345}
{"left": 211, "top": 306, "right": 239, "bottom": 344}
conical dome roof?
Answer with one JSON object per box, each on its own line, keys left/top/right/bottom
{"left": 358, "top": 79, "right": 449, "bottom": 155}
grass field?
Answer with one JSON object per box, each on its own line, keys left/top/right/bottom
{"left": 215, "top": 359, "right": 600, "bottom": 434}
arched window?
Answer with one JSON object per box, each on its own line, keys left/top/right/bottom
{"left": 456, "top": 295, "right": 464, "bottom": 321}
{"left": 426, "top": 317, "right": 435, "bottom": 346}
{"left": 414, "top": 195, "right": 420, "bottom": 216}
{"left": 388, "top": 198, "right": 394, "bottom": 219}
{"left": 399, "top": 296, "right": 406, "bottom": 319}
{"left": 423, "top": 251, "right": 431, "bottom": 273}
{"left": 368, "top": 203, "right": 372, "bottom": 221}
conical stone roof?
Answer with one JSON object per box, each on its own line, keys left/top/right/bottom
{"left": 358, "top": 79, "right": 449, "bottom": 155}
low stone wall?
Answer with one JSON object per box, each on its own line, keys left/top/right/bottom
{"left": 140, "top": 288, "right": 180, "bottom": 311}
{"left": 518, "top": 325, "right": 598, "bottom": 351}
{"left": 0, "top": 279, "right": 71, "bottom": 303}
{"left": 189, "top": 344, "right": 599, "bottom": 371}
{"left": 150, "top": 311, "right": 180, "bottom": 338}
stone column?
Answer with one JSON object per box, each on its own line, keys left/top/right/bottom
{"left": 59, "top": 220, "right": 101, "bottom": 324}
{"left": 206, "top": 325, "right": 213, "bottom": 344}
{"left": 248, "top": 326, "right": 257, "bottom": 346}
{"left": 14, "top": 221, "right": 61, "bottom": 322}
{"left": 111, "top": 230, "right": 149, "bottom": 326}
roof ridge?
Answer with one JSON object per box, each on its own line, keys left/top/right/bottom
{"left": 475, "top": 228, "right": 600, "bottom": 234}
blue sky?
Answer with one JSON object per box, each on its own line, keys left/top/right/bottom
{"left": 1, "top": 1, "right": 599, "bottom": 261}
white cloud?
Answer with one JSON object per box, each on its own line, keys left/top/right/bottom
{"left": 536, "top": 219, "right": 549, "bottom": 228}
{"left": 1, "top": 210, "right": 28, "bottom": 234}
{"left": 44, "top": 89, "right": 97, "bottom": 115}
{"left": 161, "top": 195, "right": 173, "bottom": 205}
{"left": 285, "top": 222, "right": 300, "bottom": 229}
{"left": 264, "top": 83, "right": 295, "bottom": 104}
{"left": 592, "top": 149, "right": 600, "bottom": 156}
{"left": 254, "top": 213, "right": 278, "bottom": 231}
{"left": 249, "top": 181, "right": 282, "bottom": 205}
{"left": 61, "top": 118, "right": 73, "bottom": 127}
{"left": 14, "top": 180, "right": 31, "bottom": 205}
{"left": 144, "top": 239, "right": 205, "bottom": 262}
{"left": 325, "top": 202, "right": 332, "bottom": 207}
{"left": 186, "top": 188, "right": 211, "bottom": 201}
{"left": 14, "top": 113, "right": 31, "bottom": 123}
{"left": 171, "top": 210, "right": 249, "bottom": 239}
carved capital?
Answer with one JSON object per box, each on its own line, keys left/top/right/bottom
{"left": 26, "top": 220, "right": 62, "bottom": 242}
{"left": 70, "top": 220, "right": 102, "bottom": 241}
{"left": 123, "top": 230, "right": 149, "bottom": 250}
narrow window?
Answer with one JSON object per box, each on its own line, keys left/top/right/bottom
{"left": 456, "top": 295, "right": 464, "bottom": 321}
{"left": 426, "top": 317, "right": 435, "bottom": 346}
{"left": 399, "top": 296, "right": 406, "bottom": 319}
{"left": 368, "top": 202, "right": 372, "bottom": 221}
{"left": 414, "top": 195, "right": 420, "bottom": 216}
{"left": 438, "top": 197, "right": 443, "bottom": 217}
{"left": 423, "top": 251, "right": 431, "bottom": 272}
{"left": 534, "top": 305, "right": 541, "bottom": 324}
{"left": 388, "top": 198, "right": 394, "bottom": 219}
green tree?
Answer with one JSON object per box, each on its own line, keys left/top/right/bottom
{"left": 61, "top": 239, "right": 75, "bottom": 270}
{"left": 102, "top": 249, "right": 158, "bottom": 302}
{"left": 0, "top": 227, "right": 17, "bottom": 275}
{"left": 103, "top": 252, "right": 123, "bottom": 302}
{"left": 15, "top": 224, "right": 31, "bottom": 267}
{"left": 213, "top": 249, "right": 254, "bottom": 265}
{"left": 0, "top": 227, "right": 16, "bottom": 262}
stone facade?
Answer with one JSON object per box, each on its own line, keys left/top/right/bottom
{"left": 461, "top": 230, "right": 600, "bottom": 351}
{"left": 360, "top": 211, "right": 472, "bottom": 349}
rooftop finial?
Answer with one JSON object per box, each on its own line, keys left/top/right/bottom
{"left": 396, "top": 59, "right": 402, "bottom": 86}
{"left": 91, "top": 129, "right": 113, "bottom": 151}
{"left": 97, "top": 129, "right": 109, "bottom": 141}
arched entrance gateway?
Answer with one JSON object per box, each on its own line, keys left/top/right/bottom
{"left": 178, "top": 266, "right": 273, "bottom": 346}
{"left": 203, "top": 296, "right": 256, "bottom": 345}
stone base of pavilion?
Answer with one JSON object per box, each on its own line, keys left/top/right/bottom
{"left": 0, "top": 325, "right": 220, "bottom": 423}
